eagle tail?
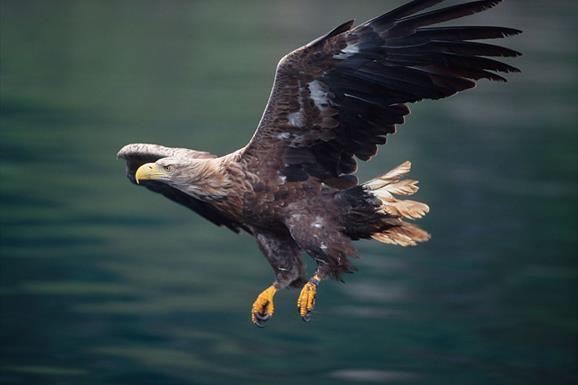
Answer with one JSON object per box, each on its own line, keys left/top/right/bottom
{"left": 338, "top": 161, "right": 430, "bottom": 247}
{"left": 363, "top": 161, "right": 430, "bottom": 246}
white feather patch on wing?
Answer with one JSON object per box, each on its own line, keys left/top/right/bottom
{"left": 334, "top": 42, "right": 360, "bottom": 59}
{"left": 287, "top": 110, "right": 305, "bottom": 127}
{"left": 308, "top": 80, "right": 330, "bottom": 109}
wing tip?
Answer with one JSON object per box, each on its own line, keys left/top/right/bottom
{"left": 306, "top": 19, "right": 355, "bottom": 48}
{"left": 116, "top": 144, "right": 131, "bottom": 159}
{"left": 507, "top": 28, "right": 523, "bottom": 36}
{"left": 330, "top": 19, "right": 356, "bottom": 36}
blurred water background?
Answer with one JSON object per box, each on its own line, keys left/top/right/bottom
{"left": 1, "top": 1, "right": 577, "bottom": 384}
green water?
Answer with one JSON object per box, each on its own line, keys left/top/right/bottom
{"left": 1, "top": 1, "right": 577, "bottom": 384}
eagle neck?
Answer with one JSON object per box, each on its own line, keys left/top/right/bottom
{"left": 169, "top": 158, "right": 233, "bottom": 201}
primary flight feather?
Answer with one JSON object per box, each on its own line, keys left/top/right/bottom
{"left": 117, "top": 0, "right": 520, "bottom": 326}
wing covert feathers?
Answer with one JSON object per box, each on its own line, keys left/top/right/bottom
{"left": 243, "top": 0, "right": 520, "bottom": 188}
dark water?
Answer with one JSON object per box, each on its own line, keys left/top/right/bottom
{"left": 1, "top": 1, "right": 577, "bottom": 384}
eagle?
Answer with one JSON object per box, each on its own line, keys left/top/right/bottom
{"left": 117, "top": 0, "right": 520, "bottom": 327}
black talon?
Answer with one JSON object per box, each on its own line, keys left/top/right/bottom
{"left": 252, "top": 312, "right": 268, "bottom": 327}
{"left": 254, "top": 317, "right": 266, "bottom": 328}
{"left": 252, "top": 303, "right": 273, "bottom": 327}
{"left": 255, "top": 312, "right": 271, "bottom": 322}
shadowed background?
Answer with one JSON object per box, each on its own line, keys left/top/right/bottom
{"left": 1, "top": 0, "right": 577, "bottom": 384}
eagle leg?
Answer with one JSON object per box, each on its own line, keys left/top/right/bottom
{"left": 297, "top": 273, "right": 321, "bottom": 322}
{"left": 285, "top": 209, "right": 358, "bottom": 322}
{"left": 251, "top": 231, "right": 305, "bottom": 327}
{"left": 251, "top": 284, "right": 278, "bottom": 327}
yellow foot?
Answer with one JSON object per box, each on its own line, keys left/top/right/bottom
{"left": 251, "top": 285, "right": 277, "bottom": 327}
{"left": 297, "top": 275, "right": 320, "bottom": 322}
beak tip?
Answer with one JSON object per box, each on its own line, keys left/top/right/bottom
{"left": 134, "top": 162, "right": 166, "bottom": 184}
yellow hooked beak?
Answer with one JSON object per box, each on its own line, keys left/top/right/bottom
{"left": 134, "top": 163, "right": 169, "bottom": 184}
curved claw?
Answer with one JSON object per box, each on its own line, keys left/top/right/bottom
{"left": 253, "top": 311, "right": 272, "bottom": 328}
{"left": 297, "top": 280, "right": 318, "bottom": 322}
{"left": 251, "top": 285, "right": 277, "bottom": 327}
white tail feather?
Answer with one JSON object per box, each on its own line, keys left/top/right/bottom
{"left": 363, "top": 161, "right": 412, "bottom": 190}
{"left": 371, "top": 222, "right": 431, "bottom": 247}
{"left": 364, "top": 161, "right": 430, "bottom": 246}
{"left": 380, "top": 199, "right": 430, "bottom": 219}
{"left": 384, "top": 179, "right": 420, "bottom": 196}
{"left": 381, "top": 161, "right": 412, "bottom": 181}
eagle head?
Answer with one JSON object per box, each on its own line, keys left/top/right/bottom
{"left": 134, "top": 158, "right": 182, "bottom": 184}
{"left": 135, "top": 157, "right": 227, "bottom": 200}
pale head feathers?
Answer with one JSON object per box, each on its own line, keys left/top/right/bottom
{"left": 155, "top": 156, "right": 235, "bottom": 200}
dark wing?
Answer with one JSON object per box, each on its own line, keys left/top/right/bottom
{"left": 117, "top": 143, "right": 249, "bottom": 233}
{"left": 242, "top": 0, "right": 521, "bottom": 189}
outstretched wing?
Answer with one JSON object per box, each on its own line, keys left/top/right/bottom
{"left": 242, "top": 0, "right": 521, "bottom": 189}
{"left": 117, "top": 143, "right": 249, "bottom": 233}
